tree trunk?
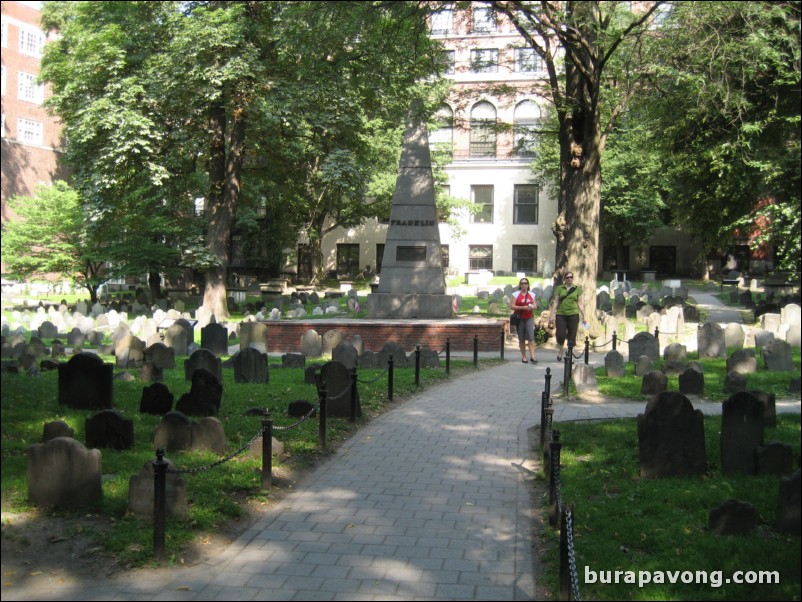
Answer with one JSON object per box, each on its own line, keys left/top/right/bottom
{"left": 148, "top": 271, "right": 162, "bottom": 300}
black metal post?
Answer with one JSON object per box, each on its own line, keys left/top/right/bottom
{"left": 388, "top": 354, "right": 394, "bottom": 402}
{"left": 473, "top": 335, "right": 479, "bottom": 367}
{"left": 584, "top": 337, "right": 590, "bottom": 364}
{"left": 549, "top": 429, "right": 562, "bottom": 527}
{"left": 415, "top": 346, "right": 421, "bottom": 387}
{"left": 261, "top": 409, "right": 273, "bottom": 492}
{"left": 445, "top": 339, "right": 451, "bottom": 375}
{"left": 545, "top": 367, "right": 552, "bottom": 400}
{"left": 612, "top": 331, "right": 617, "bottom": 351}
{"left": 350, "top": 367, "right": 358, "bottom": 422}
{"left": 153, "top": 448, "right": 167, "bottom": 560}
{"left": 562, "top": 345, "right": 573, "bottom": 398}
{"left": 500, "top": 328, "right": 505, "bottom": 360}
{"left": 654, "top": 327, "right": 660, "bottom": 349}
{"left": 540, "top": 391, "right": 548, "bottom": 447}
{"left": 318, "top": 380, "right": 327, "bottom": 450}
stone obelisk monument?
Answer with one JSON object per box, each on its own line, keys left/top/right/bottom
{"left": 367, "top": 108, "right": 453, "bottom": 319}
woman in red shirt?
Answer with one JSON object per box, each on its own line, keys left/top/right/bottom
{"left": 509, "top": 278, "right": 538, "bottom": 364}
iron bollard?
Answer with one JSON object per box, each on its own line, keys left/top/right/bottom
{"left": 318, "top": 380, "right": 327, "bottom": 450}
{"left": 540, "top": 391, "right": 548, "bottom": 448}
{"left": 153, "top": 448, "right": 167, "bottom": 560}
{"left": 584, "top": 337, "right": 590, "bottom": 364}
{"left": 445, "top": 338, "right": 451, "bottom": 375}
{"left": 500, "top": 327, "right": 505, "bottom": 360}
{"left": 562, "top": 345, "right": 573, "bottom": 398}
{"left": 261, "top": 409, "right": 273, "bottom": 492}
{"left": 549, "top": 429, "right": 562, "bottom": 527}
{"left": 545, "top": 367, "right": 552, "bottom": 400}
{"left": 612, "top": 331, "right": 617, "bottom": 351}
{"left": 415, "top": 346, "right": 421, "bottom": 387}
{"left": 473, "top": 335, "right": 479, "bottom": 367}
{"left": 654, "top": 327, "right": 660, "bottom": 349}
{"left": 388, "top": 354, "right": 394, "bottom": 402}
{"left": 350, "top": 367, "right": 358, "bottom": 423}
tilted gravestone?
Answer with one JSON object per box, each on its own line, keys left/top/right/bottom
{"left": 776, "top": 469, "right": 801, "bottom": 536}
{"left": 319, "top": 360, "right": 361, "bottom": 418}
{"left": 128, "top": 458, "right": 187, "bottom": 519}
{"left": 232, "top": 347, "right": 269, "bottom": 384}
{"left": 727, "top": 348, "right": 757, "bottom": 374}
{"left": 85, "top": 409, "right": 135, "bottom": 450}
{"left": 185, "top": 348, "right": 222, "bottom": 383}
{"left": 164, "top": 319, "right": 193, "bottom": 356}
{"left": 27, "top": 437, "right": 102, "bottom": 508}
{"left": 57, "top": 352, "right": 113, "bottom": 410}
{"left": 761, "top": 339, "right": 794, "bottom": 371}
{"left": 140, "top": 382, "right": 174, "bottom": 415}
{"left": 115, "top": 333, "right": 145, "bottom": 369}
{"left": 175, "top": 369, "right": 223, "bottom": 416}
{"left": 637, "top": 392, "right": 706, "bottom": 478}
{"left": 604, "top": 350, "right": 625, "bottom": 377}
{"left": 200, "top": 322, "right": 229, "bottom": 356}
{"left": 697, "top": 322, "right": 727, "bottom": 359}
{"left": 720, "top": 391, "right": 764, "bottom": 475}
{"left": 678, "top": 367, "right": 704, "bottom": 396}
{"left": 332, "top": 340, "right": 359, "bottom": 370}
{"left": 628, "top": 332, "right": 659, "bottom": 363}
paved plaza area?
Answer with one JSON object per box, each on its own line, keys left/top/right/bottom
{"left": 3, "top": 290, "right": 799, "bottom": 601}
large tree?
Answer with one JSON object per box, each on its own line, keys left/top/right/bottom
{"left": 487, "top": 0, "right": 666, "bottom": 324}
{"left": 41, "top": 1, "right": 439, "bottom": 318}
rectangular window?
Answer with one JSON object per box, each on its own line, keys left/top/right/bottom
{"left": 513, "top": 185, "right": 539, "bottom": 224}
{"left": 230, "top": 234, "right": 244, "bottom": 264}
{"left": 469, "top": 245, "right": 493, "bottom": 271}
{"left": 473, "top": 7, "right": 497, "bottom": 33}
{"left": 512, "top": 245, "right": 538, "bottom": 274}
{"left": 337, "top": 243, "right": 360, "bottom": 277}
{"left": 376, "top": 244, "right": 385, "bottom": 274}
{"left": 17, "top": 118, "right": 43, "bottom": 145}
{"left": 19, "top": 27, "right": 44, "bottom": 58}
{"left": 514, "top": 48, "right": 542, "bottom": 73}
{"left": 438, "top": 49, "right": 455, "bottom": 75}
{"left": 18, "top": 71, "right": 44, "bottom": 104}
{"left": 430, "top": 8, "right": 453, "bottom": 35}
{"left": 603, "top": 245, "right": 630, "bottom": 271}
{"left": 471, "top": 185, "right": 494, "bottom": 223}
{"left": 470, "top": 49, "right": 498, "bottom": 73}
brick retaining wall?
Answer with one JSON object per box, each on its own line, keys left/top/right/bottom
{"left": 260, "top": 320, "right": 507, "bottom": 354}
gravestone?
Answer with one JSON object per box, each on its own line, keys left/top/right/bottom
{"left": 727, "top": 348, "right": 757, "bottom": 374}
{"left": 572, "top": 363, "right": 598, "bottom": 394}
{"left": 640, "top": 371, "right": 668, "bottom": 396}
{"left": 191, "top": 417, "right": 228, "bottom": 454}
{"left": 723, "top": 371, "right": 747, "bottom": 394}
{"left": 153, "top": 411, "right": 193, "bottom": 452}
{"left": 288, "top": 400, "right": 316, "bottom": 418}
{"left": 185, "top": 348, "right": 223, "bottom": 383}
{"left": 776, "top": 469, "right": 801, "bottom": 536}
{"left": 27, "top": 437, "right": 102, "bottom": 508}
{"left": 139, "top": 361, "right": 163, "bottom": 383}
{"left": 637, "top": 392, "right": 706, "bottom": 478}
{"left": 300, "top": 329, "right": 323, "bottom": 358}
{"left": 762, "top": 339, "right": 794, "bottom": 371}
{"left": 634, "top": 355, "right": 654, "bottom": 377}
{"left": 57, "top": 352, "right": 113, "bottom": 410}
{"left": 756, "top": 442, "right": 793, "bottom": 476}
{"left": 379, "top": 342, "right": 410, "bottom": 368}
{"left": 319, "top": 360, "right": 360, "bottom": 418}
{"left": 281, "top": 353, "right": 305, "bottom": 369}
{"left": 67, "top": 327, "right": 86, "bottom": 347}
{"left": 240, "top": 321, "right": 269, "bottom": 353}
{"left": 85, "top": 409, "right": 135, "bottom": 450}
{"left": 140, "top": 382, "right": 174, "bottom": 415}
{"left": 332, "top": 340, "right": 359, "bottom": 370}
{"left": 42, "top": 420, "right": 74, "bottom": 442}
{"left": 322, "top": 329, "right": 346, "bottom": 355}
{"left": 164, "top": 319, "right": 193, "bottom": 356}
{"left": 628, "top": 332, "right": 659, "bottom": 363}
{"left": 175, "top": 369, "right": 223, "bottom": 416}
{"left": 38, "top": 321, "right": 59, "bottom": 339}
{"left": 128, "top": 458, "right": 187, "bottom": 519}
{"left": 720, "top": 391, "right": 764, "bottom": 475}
{"left": 753, "top": 329, "right": 775, "bottom": 350}
{"left": 201, "top": 323, "right": 229, "bottom": 356}
{"left": 419, "top": 348, "right": 440, "bottom": 368}
{"left": 358, "top": 350, "right": 380, "bottom": 369}
{"left": 748, "top": 389, "right": 777, "bottom": 428}
{"left": 708, "top": 499, "right": 758, "bottom": 535}
{"left": 367, "top": 106, "right": 452, "bottom": 318}
{"left": 232, "top": 347, "right": 269, "bottom": 384}
{"left": 115, "top": 333, "right": 145, "bottom": 368}
{"left": 698, "top": 322, "right": 727, "bottom": 359}
{"left": 683, "top": 305, "right": 700, "bottom": 323}
{"left": 604, "top": 350, "right": 625, "bottom": 377}
{"left": 678, "top": 367, "right": 704, "bottom": 396}
{"left": 663, "top": 342, "right": 687, "bottom": 363}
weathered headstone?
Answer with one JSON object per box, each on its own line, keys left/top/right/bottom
{"left": 200, "top": 322, "right": 229, "bottom": 356}
{"left": 708, "top": 499, "right": 758, "bottom": 535}
{"left": 27, "top": 437, "right": 102, "bottom": 508}
{"left": 185, "top": 348, "right": 223, "bottom": 383}
{"left": 724, "top": 324, "right": 745, "bottom": 349}
{"left": 776, "top": 469, "right": 801, "bottom": 536}
{"left": 140, "top": 382, "right": 174, "bottom": 415}
{"left": 85, "top": 409, "right": 135, "bottom": 450}
{"left": 637, "top": 392, "right": 706, "bottom": 478}
{"left": 57, "top": 352, "right": 113, "bottom": 410}
{"left": 572, "top": 363, "right": 598, "bottom": 394}
{"left": 300, "top": 329, "right": 323, "bottom": 358}
{"left": 697, "top": 322, "right": 727, "bottom": 359}
{"left": 628, "top": 332, "right": 659, "bottom": 363}
{"left": 319, "top": 360, "right": 360, "bottom": 418}
{"left": 634, "top": 355, "right": 653, "bottom": 377}
{"left": 604, "top": 350, "right": 625, "bottom": 377}
{"left": 678, "top": 367, "right": 704, "bottom": 396}
{"left": 720, "top": 391, "right": 764, "bottom": 475}
{"left": 128, "top": 458, "right": 187, "bottom": 519}
{"left": 191, "top": 417, "right": 228, "bottom": 454}
{"left": 332, "top": 340, "right": 359, "bottom": 370}
{"left": 727, "top": 348, "right": 757, "bottom": 374}
{"left": 153, "top": 411, "right": 193, "bottom": 452}
{"left": 144, "top": 342, "right": 175, "bottom": 370}
{"left": 640, "top": 371, "right": 668, "bottom": 396}
{"left": 762, "top": 339, "right": 794, "bottom": 371}
{"left": 175, "top": 369, "right": 223, "bottom": 416}
{"left": 281, "top": 353, "right": 305, "bottom": 369}
{"left": 240, "top": 321, "right": 268, "bottom": 354}
{"left": 164, "top": 319, "right": 194, "bottom": 356}
{"left": 723, "top": 371, "right": 747, "bottom": 394}
{"left": 379, "top": 342, "right": 410, "bottom": 368}
{"left": 756, "top": 441, "right": 793, "bottom": 476}
{"left": 42, "top": 420, "right": 74, "bottom": 442}
{"left": 232, "top": 347, "right": 269, "bottom": 384}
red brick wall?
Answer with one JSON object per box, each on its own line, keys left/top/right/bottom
{"left": 262, "top": 320, "right": 507, "bottom": 354}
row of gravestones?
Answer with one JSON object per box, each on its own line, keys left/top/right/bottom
{"left": 637, "top": 391, "right": 800, "bottom": 536}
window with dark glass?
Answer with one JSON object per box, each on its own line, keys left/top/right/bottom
{"left": 514, "top": 48, "right": 542, "bottom": 73}
{"left": 469, "top": 245, "right": 493, "bottom": 270}
{"left": 470, "top": 48, "right": 498, "bottom": 73}
{"left": 471, "top": 185, "right": 494, "bottom": 223}
{"left": 512, "top": 245, "right": 537, "bottom": 273}
{"left": 470, "top": 101, "right": 497, "bottom": 158}
{"left": 513, "top": 185, "right": 539, "bottom": 224}
{"left": 337, "top": 244, "right": 360, "bottom": 277}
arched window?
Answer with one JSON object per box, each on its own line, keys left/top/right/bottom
{"left": 429, "top": 104, "right": 454, "bottom": 151}
{"left": 470, "top": 101, "right": 497, "bottom": 158}
{"left": 513, "top": 100, "right": 541, "bottom": 158}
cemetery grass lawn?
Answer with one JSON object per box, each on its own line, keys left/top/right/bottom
{"left": 1, "top": 356, "right": 494, "bottom": 576}
{"left": 542, "top": 415, "right": 801, "bottom": 601}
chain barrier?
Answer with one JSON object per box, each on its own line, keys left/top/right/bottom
{"left": 566, "top": 507, "right": 582, "bottom": 601}
{"left": 273, "top": 402, "right": 320, "bottom": 432}
{"left": 167, "top": 424, "right": 269, "bottom": 475}
{"left": 357, "top": 366, "right": 389, "bottom": 384}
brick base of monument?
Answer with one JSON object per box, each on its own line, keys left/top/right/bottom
{"left": 260, "top": 319, "right": 506, "bottom": 354}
